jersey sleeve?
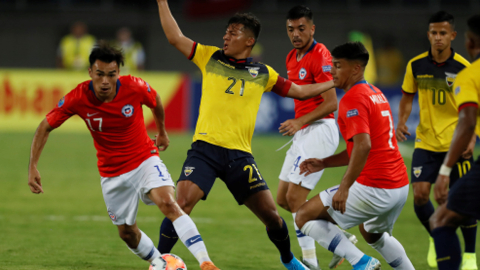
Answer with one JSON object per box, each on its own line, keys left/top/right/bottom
{"left": 264, "top": 65, "right": 281, "bottom": 93}
{"left": 45, "top": 89, "right": 77, "bottom": 129}
{"left": 312, "top": 48, "right": 333, "bottom": 83}
{"left": 131, "top": 76, "right": 158, "bottom": 108}
{"left": 454, "top": 70, "right": 479, "bottom": 111}
{"left": 401, "top": 59, "right": 417, "bottom": 94}
{"left": 190, "top": 43, "right": 220, "bottom": 73}
{"left": 341, "top": 94, "right": 371, "bottom": 140}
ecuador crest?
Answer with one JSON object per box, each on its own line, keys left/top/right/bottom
{"left": 413, "top": 166, "right": 423, "bottom": 178}
{"left": 445, "top": 72, "right": 457, "bottom": 87}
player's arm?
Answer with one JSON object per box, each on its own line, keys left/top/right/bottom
{"left": 279, "top": 87, "right": 337, "bottom": 136}
{"left": 28, "top": 119, "right": 55, "bottom": 194}
{"left": 299, "top": 149, "right": 349, "bottom": 176}
{"left": 156, "top": 0, "right": 195, "bottom": 58}
{"left": 285, "top": 80, "right": 335, "bottom": 101}
{"left": 151, "top": 93, "right": 169, "bottom": 151}
{"left": 396, "top": 91, "right": 415, "bottom": 142}
{"left": 333, "top": 133, "right": 371, "bottom": 214}
{"left": 434, "top": 106, "right": 478, "bottom": 205}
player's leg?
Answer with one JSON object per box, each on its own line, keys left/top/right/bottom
{"left": 277, "top": 146, "right": 295, "bottom": 212}
{"left": 117, "top": 222, "right": 162, "bottom": 262}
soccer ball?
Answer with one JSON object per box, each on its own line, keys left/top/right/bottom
{"left": 150, "top": 253, "right": 187, "bottom": 270}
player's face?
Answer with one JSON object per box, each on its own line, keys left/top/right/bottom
{"left": 428, "top": 22, "right": 457, "bottom": 52}
{"left": 331, "top": 58, "right": 355, "bottom": 89}
{"left": 223, "top": 23, "right": 254, "bottom": 58}
{"left": 286, "top": 17, "right": 315, "bottom": 51}
{"left": 88, "top": 60, "right": 120, "bottom": 102}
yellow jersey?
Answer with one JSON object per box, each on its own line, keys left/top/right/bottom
{"left": 402, "top": 49, "right": 470, "bottom": 151}
{"left": 453, "top": 56, "right": 480, "bottom": 138}
{"left": 190, "top": 43, "right": 280, "bottom": 153}
{"left": 59, "top": 34, "right": 96, "bottom": 70}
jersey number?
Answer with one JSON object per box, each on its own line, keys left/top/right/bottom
{"left": 456, "top": 160, "right": 471, "bottom": 178}
{"left": 244, "top": 164, "right": 263, "bottom": 183}
{"left": 381, "top": 110, "right": 395, "bottom": 149}
{"left": 225, "top": 77, "right": 246, "bottom": 96}
{"left": 86, "top": 118, "right": 103, "bottom": 132}
{"left": 431, "top": 88, "right": 446, "bottom": 105}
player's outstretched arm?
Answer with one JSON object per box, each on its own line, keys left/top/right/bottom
{"left": 299, "top": 150, "right": 349, "bottom": 176}
{"left": 151, "top": 93, "right": 169, "bottom": 151}
{"left": 156, "top": 0, "right": 194, "bottom": 58}
{"left": 435, "top": 106, "right": 477, "bottom": 205}
{"left": 286, "top": 80, "right": 334, "bottom": 100}
{"left": 395, "top": 93, "right": 414, "bottom": 142}
{"left": 28, "top": 118, "right": 54, "bottom": 194}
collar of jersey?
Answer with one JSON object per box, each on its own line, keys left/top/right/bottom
{"left": 427, "top": 47, "right": 455, "bottom": 66}
{"left": 222, "top": 51, "right": 252, "bottom": 64}
{"left": 296, "top": 40, "right": 317, "bottom": 60}
{"left": 88, "top": 79, "right": 122, "bottom": 101}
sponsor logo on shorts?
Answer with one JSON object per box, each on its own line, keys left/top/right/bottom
{"left": 299, "top": 68, "right": 307, "bottom": 80}
{"left": 250, "top": 182, "right": 266, "bottom": 190}
{"left": 347, "top": 109, "right": 359, "bottom": 118}
{"left": 108, "top": 211, "right": 117, "bottom": 221}
{"left": 122, "top": 104, "right": 134, "bottom": 117}
{"left": 413, "top": 166, "right": 423, "bottom": 178}
{"left": 184, "top": 166, "right": 195, "bottom": 176}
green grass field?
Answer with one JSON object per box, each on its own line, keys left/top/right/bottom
{"left": 0, "top": 132, "right": 478, "bottom": 270}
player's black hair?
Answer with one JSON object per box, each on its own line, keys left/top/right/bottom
{"left": 227, "top": 13, "right": 261, "bottom": 46}
{"left": 286, "top": 5, "right": 314, "bottom": 22}
{"left": 467, "top": 14, "right": 480, "bottom": 38}
{"left": 331, "top": 42, "right": 369, "bottom": 67}
{"left": 89, "top": 40, "right": 125, "bottom": 67}
{"left": 429, "top": 11, "right": 455, "bottom": 30}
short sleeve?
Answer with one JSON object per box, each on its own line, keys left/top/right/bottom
{"left": 46, "top": 90, "right": 77, "bottom": 129}
{"left": 454, "top": 70, "right": 479, "bottom": 111}
{"left": 341, "top": 94, "right": 371, "bottom": 140}
{"left": 190, "top": 43, "right": 220, "bottom": 73}
{"left": 312, "top": 48, "right": 333, "bottom": 83}
{"left": 133, "top": 76, "right": 157, "bottom": 108}
{"left": 401, "top": 59, "right": 417, "bottom": 94}
{"left": 264, "top": 65, "right": 280, "bottom": 93}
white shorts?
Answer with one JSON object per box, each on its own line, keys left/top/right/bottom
{"left": 279, "top": 119, "right": 339, "bottom": 190}
{"left": 101, "top": 156, "right": 175, "bottom": 225}
{"left": 320, "top": 182, "right": 409, "bottom": 234}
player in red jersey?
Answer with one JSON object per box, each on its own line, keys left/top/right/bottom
{"left": 27, "top": 42, "right": 219, "bottom": 270}
{"left": 276, "top": 6, "right": 344, "bottom": 269}
{"left": 295, "top": 42, "right": 414, "bottom": 270}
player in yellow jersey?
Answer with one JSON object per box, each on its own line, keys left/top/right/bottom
{"left": 154, "top": 1, "right": 334, "bottom": 269}
{"left": 396, "top": 11, "right": 477, "bottom": 269}
{"left": 430, "top": 14, "right": 480, "bottom": 270}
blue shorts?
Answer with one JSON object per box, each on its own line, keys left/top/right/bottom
{"left": 178, "top": 140, "right": 269, "bottom": 205}
{"left": 411, "top": 148, "right": 473, "bottom": 186}
{"left": 447, "top": 156, "right": 480, "bottom": 220}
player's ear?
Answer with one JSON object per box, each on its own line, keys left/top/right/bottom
{"left": 246, "top": 36, "right": 255, "bottom": 47}
{"left": 451, "top": 30, "right": 457, "bottom": 41}
{"left": 311, "top": 24, "right": 316, "bottom": 35}
{"left": 88, "top": 67, "right": 93, "bottom": 78}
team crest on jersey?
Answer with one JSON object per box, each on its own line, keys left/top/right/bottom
{"left": 413, "top": 166, "right": 423, "bottom": 178}
{"left": 122, "top": 104, "right": 134, "bottom": 117}
{"left": 58, "top": 96, "right": 65, "bottom": 107}
{"left": 455, "top": 86, "right": 461, "bottom": 95}
{"left": 445, "top": 72, "right": 457, "bottom": 87}
{"left": 247, "top": 67, "right": 260, "bottom": 78}
{"left": 347, "top": 108, "right": 359, "bottom": 118}
{"left": 184, "top": 166, "right": 195, "bottom": 177}
{"left": 299, "top": 68, "right": 307, "bottom": 80}
{"left": 108, "top": 211, "right": 117, "bottom": 221}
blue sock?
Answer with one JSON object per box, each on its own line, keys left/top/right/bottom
{"left": 460, "top": 218, "right": 477, "bottom": 253}
{"left": 414, "top": 200, "right": 435, "bottom": 235}
{"left": 267, "top": 217, "right": 293, "bottom": 264}
{"left": 157, "top": 217, "right": 179, "bottom": 253}
{"left": 432, "top": 226, "right": 462, "bottom": 270}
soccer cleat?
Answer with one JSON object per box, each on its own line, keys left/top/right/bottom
{"left": 462, "top": 253, "right": 478, "bottom": 270}
{"left": 282, "top": 256, "right": 311, "bottom": 270}
{"left": 352, "top": 255, "right": 381, "bottom": 270}
{"left": 301, "top": 257, "right": 322, "bottom": 270}
{"left": 149, "top": 256, "right": 167, "bottom": 270}
{"left": 200, "top": 261, "right": 221, "bottom": 270}
{"left": 329, "top": 230, "right": 358, "bottom": 269}
{"left": 427, "top": 237, "right": 438, "bottom": 268}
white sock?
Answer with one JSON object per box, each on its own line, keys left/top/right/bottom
{"left": 292, "top": 212, "right": 317, "bottom": 266}
{"left": 127, "top": 230, "right": 160, "bottom": 263}
{"left": 173, "top": 214, "right": 211, "bottom": 265}
{"left": 301, "top": 220, "right": 364, "bottom": 266}
{"left": 369, "top": 232, "right": 415, "bottom": 270}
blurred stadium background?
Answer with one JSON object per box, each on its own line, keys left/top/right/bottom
{"left": 1, "top": 0, "right": 479, "bottom": 269}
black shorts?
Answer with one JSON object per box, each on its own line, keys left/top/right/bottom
{"left": 178, "top": 140, "right": 269, "bottom": 205}
{"left": 411, "top": 148, "right": 473, "bottom": 187}
{"left": 447, "top": 156, "right": 480, "bottom": 219}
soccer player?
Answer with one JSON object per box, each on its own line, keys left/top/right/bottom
{"left": 430, "top": 14, "right": 480, "bottom": 270}
{"left": 396, "top": 11, "right": 477, "bottom": 269}
{"left": 276, "top": 5, "right": 353, "bottom": 269}
{"left": 154, "top": 0, "right": 334, "bottom": 269}
{"left": 27, "top": 42, "right": 219, "bottom": 270}
{"left": 296, "top": 42, "right": 415, "bottom": 270}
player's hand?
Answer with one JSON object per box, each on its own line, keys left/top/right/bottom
{"left": 332, "top": 187, "right": 349, "bottom": 214}
{"left": 462, "top": 137, "right": 476, "bottom": 159}
{"left": 395, "top": 123, "right": 410, "bottom": 142}
{"left": 299, "top": 158, "right": 325, "bottom": 176}
{"left": 279, "top": 119, "right": 302, "bottom": 136}
{"left": 434, "top": 174, "right": 449, "bottom": 205}
{"left": 28, "top": 168, "right": 44, "bottom": 194}
{"left": 154, "top": 133, "right": 170, "bottom": 151}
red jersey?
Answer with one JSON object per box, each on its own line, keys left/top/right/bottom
{"left": 46, "top": 75, "right": 158, "bottom": 177}
{"left": 286, "top": 40, "right": 334, "bottom": 123}
{"left": 337, "top": 80, "right": 408, "bottom": 189}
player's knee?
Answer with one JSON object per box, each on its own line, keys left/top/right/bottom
{"left": 263, "top": 210, "right": 283, "bottom": 229}
{"left": 176, "top": 197, "right": 194, "bottom": 215}
{"left": 294, "top": 208, "right": 309, "bottom": 230}
{"left": 413, "top": 188, "right": 430, "bottom": 206}
{"left": 276, "top": 195, "right": 290, "bottom": 212}
{"left": 157, "top": 196, "right": 179, "bottom": 216}
{"left": 286, "top": 192, "right": 303, "bottom": 213}
{"left": 118, "top": 227, "right": 138, "bottom": 246}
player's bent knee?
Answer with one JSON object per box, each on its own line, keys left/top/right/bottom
{"left": 276, "top": 196, "right": 290, "bottom": 212}
{"left": 294, "top": 209, "right": 310, "bottom": 230}
{"left": 413, "top": 191, "right": 430, "bottom": 206}
{"left": 430, "top": 204, "right": 465, "bottom": 230}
